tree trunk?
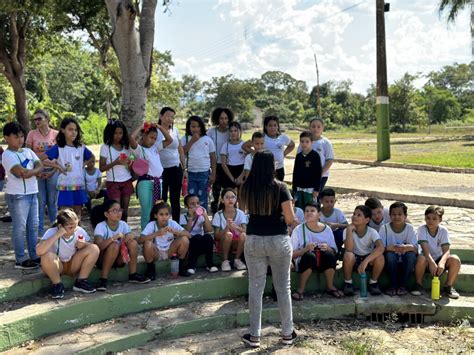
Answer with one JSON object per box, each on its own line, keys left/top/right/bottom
{"left": 105, "top": 0, "right": 157, "bottom": 133}
{"left": 10, "top": 76, "right": 29, "bottom": 130}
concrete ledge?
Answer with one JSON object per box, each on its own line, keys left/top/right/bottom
{"left": 334, "top": 158, "right": 474, "bottom": 174}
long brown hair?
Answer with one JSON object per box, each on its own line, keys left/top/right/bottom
{"left": 239, "top": 150, "right": 281, "bottom": 215}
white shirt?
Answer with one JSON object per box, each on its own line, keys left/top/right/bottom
{"left": 94, "top": 221, "right": 132, "bottom": 244}
{"left": 179, "top": 213, "right": 207, "bottom": 236}
{"left": 243, "top": 153, "right": 254, "bottom": 171}
{"left": 220, "top": 141, "right": 245, "bottom": 166}
{"left": 294, "top": 207, "right": 305, "bottom": 224}
{"left": 133, "top": 142, "right": 164, "bottom": 178}
{"left": 158, "top": 127, "right": 181, "bottom": 168}
{"left": 181, "top": 135, "right": 216, "bottom": 173}
{"left": 343, "top": 226, "right": 381, "bottom": 256}
{"left": 297, "top": 136, "right": 334, "bottom": 177}
{"left": 212, "top": 209, "right": 248, "bottom": 230}
{"left": 99, "top": 144, "right": 132, "bottom": 182}
{"left": 379, "top": 223, "right": 417, "bottom": 249}
{"left": 141, "top": 219, "right": 183, "bottom": 251}
{"left": 417, "top": 224, "right": 450, "bottom": 260}
{"left": 207, "top": 127, "right": 229, "bottom": 164}
{"left": 264, "top": 134, "right": 291, "bottom": 170}
{"left": 320, "top": 208, "right": 348, "bottom": 226}
{"left": 2, "top": 148, "right": 39, "bottom": 194}
{"left": 41, "top": 226, "right": 90, "bottom": 262}
{"left": 84, "top": 168, "right": 101, "bottom": 191}
{"left": 368, "top": 208, "right": 391, "bottom": 232}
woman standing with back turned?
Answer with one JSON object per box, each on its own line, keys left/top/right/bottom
{"left": 239, "top": 150, "right": 297, "bottom": 348}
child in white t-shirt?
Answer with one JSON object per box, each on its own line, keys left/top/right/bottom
{"left": 84, "top": 156, "right": 107, "bottom": 213}
{"left": 379, "top": 202, "right": 417, "bottom": 296}
{"left": 180, "top": 194, "right": 217, "bottom": 274}
{"left": 139, "top": 201, "right": 191, "bottom": 279}
{"left": 36, "top": 209, "right": 99, "bottom": 299}
{"left": 319, "top": 188, "right": 348, "bottom": 258}
{"left": 237, "top": 131, "right": 265, "bottom": 185}
{"left": 220, "top": 122, "right": 245, "bottom": 190}
{"left": 181, "top": 116, "right": 217, "bottom": 211}
{"left": 412, "top": 205, "right": 461, "bottom": 299}
{"left": 212, "top": 188, "right": 247, "bottom": 271}
{"left": 365, "top": 197, "right": 391, "bottom": 232}
{"left": 291, "top": 202, "right": 342, "bottom": 300}
{"left": 93, "top": 199, "right": 150, "bottom": 291}
{"left": 342, "top": 205, "right": 384, "bottom": 296}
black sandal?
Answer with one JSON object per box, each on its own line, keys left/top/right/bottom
{"left": 326, "top": 288, "right": 343, "bottom": 299}
{"left": 291, "top": 290, "right": 304, "bottom": 301}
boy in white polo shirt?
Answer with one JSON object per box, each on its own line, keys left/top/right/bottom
{"left": 365, "top": 197, "right": 391, "bottom": 232}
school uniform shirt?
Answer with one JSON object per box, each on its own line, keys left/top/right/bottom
{"left": 99, "top": 144, "right": 132, "bottom": 182}
{"left": 212, "top": 209, "right": 248, "bottom": 230}
{"left": 157, "top": 127, "right": 181, "bottom": 168}
{"left": 297, "top": 136, "right": 334, "bottom": 178}
{"left": 379, "top": 223, "right": 417, "bottom": 249}
{"left": 84, "top": 168, "right": 101, "bottom": 192}
{"left": 264, "top": 134, "right": 291, "bottom": 170}
{"left": 291, "top": 223, "right": 338, "bottom": 253}
{"left": 368, "top": 207, "right": 391, "bottom": 232}
{"left": 416, "top": 224, "right": 450, "bottom": 260}
{"left": 2, "top": 148, "right": 40, "bottom": 195}
{"left": 207, "top": 127, "right": 229, "bottom": 164}
{"left": 320, "top": 208, "right": 348, "bottom": 225}
{"left": 132, "top": 142, "right": 164, "bottom": 178}
{"left": 243, "top": 153, "right": 254, "bottom": 171}
{"left": 141, "top": 219, "right": 184, "bottom": 251}
{"left": 220, "top": 141, "right": 245, "bottom": 166}
{"left": 343, "top": 226, "right": 381, "bottom": 256}
{"left": 46, "top": 145, "right": 93, "bottom": 191}
{"left": 180, "top": 135, "right": 216, "bottom": 173}
{"left": 292, "top": 150, "right": 322, "bottom": 191}
{"left": 41, "top": 226, "right": 90, "bottom": 262}
{"left": 94, "top": 220, "right": 132, "bottom": 244}
{"left": 294, "top": 207, "right": 305, "bottom": 224}
{"left": 179, "top": 213, "right": 206, "bottom": 236}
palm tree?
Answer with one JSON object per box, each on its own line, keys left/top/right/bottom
{"left": 439, "top": 0, "right": 473, "bottom": 57}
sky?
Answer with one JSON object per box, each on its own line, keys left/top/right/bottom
{"left": 153, "top": 0, "right": 472, "bottom": 94}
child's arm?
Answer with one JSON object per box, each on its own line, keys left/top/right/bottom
{"left": 171, "top": 228, "right": 191, "bottom": 239}
{"left": 129, "top": 126, "right": 142, "bottom": 150}
{"left": 95, "top": 173, "right": 102, "bottom": 194}
{"left": 322, "top": 160, "right": 333, "bottom": 176}
{"left": 358, "top": 239, "right": 384, "bottom": 273}
{"left": 36, "top": 227, "right": 66, "bottom": 256}
{"left": 420, "top": 242, "right": 438, "bottom": 276}
{"left": 202, "top": 211, "right": 213, "bottom": 233}
{"left": 221, "top": 154, "right": 235, "bottom": 183}
{"left": 209, "top": 153, "right": 217, "bottom": 184}
{"left": 436, "top": 245, "right": 451, "bottom": 276}
{"left": 157, "top": 124, "right": 173, "bottom": 148}
{"left": 94, "top": 233, "right": 124, "bottom": 251}
{"left": 137, "top": 229, "right": 166, "bottom": 244}
{"left": 343, "top": 224, "right": 355, "bottom": 252}
{"left": 241, "top": 139, "right": 254, "bottom": 154}
{"left": 283, "top": 138, "right": 295, "bottom": 157}
{"left": 182, "top": 133, "right": 200, "bottom": 154}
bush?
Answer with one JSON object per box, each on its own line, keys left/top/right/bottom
{"left": 81, "top": 112, "right": 107, "bottom": 145}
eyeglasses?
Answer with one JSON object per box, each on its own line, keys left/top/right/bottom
{"left": 108, "top": 208, "right": 123, "bottom": 214}
{"left": 224, "top": 195, "right": 237, "bottom": 200}
{"left": 34, "top": 117, "right": 44, "bottom": 122}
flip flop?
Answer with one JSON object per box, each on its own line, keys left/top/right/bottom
{"left": 326, "top": 288, "right": 343, "bottom": 299}
{"left": 291, "top": 290, "right": 304, "bottom": 301}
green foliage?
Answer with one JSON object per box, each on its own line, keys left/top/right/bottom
{"left": 81, "top": 112, "right": 107, "bottom": 145}
{"left": 423, "top": 86, "right": 462, "bottom": 124}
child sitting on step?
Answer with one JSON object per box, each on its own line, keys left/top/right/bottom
{"left": 319, "top": 188, "right": 348, "bottom": 258}
{"left": 291, "top": 202, "right": 342, "bottom": 300}
{"left": 139, "top": 201, "right": 191, "bottom": 280}
{"left": 412, "top": 205, "right": 461, "bottom": 299}
{"left": 93, "top": 199, "right": 150, "bottom": 291}
{"left": 36, "top": 209, "right": 99, "bottom": 299}
{"left": 364, "top": 197, "right": 390, "bottom": 232}
{"left": 379, "top": 202, "right": 417, "bottom": 296}
{"left": 180, "top": 194, "right": 218, "bottom": 274}
{"left": 342, "top": 205, "right": 384, "bottom": 296}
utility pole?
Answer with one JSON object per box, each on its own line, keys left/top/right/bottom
{"left": 313, "top": 52, "right": 322, "bottom": 118}
{"left": 376, "top": 0, "right": 390, "bottom": 160}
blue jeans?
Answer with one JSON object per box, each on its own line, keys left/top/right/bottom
{"left": 188, "top": 170, "right": 210, "bottom": 211}
{"left": 244, "top": 234, "right": 294, "bottom": 337}
{"left": 5, "top": 193, "right": 39, "bottom": 263}
{"left": 385, "top": 251, "right": 417, "bottom": 289}
{"left": 37, "top": 173, "right": 58, "bottom": 237}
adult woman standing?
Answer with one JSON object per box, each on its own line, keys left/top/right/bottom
{"left": 158, "top": 107, "right": 186, "bottom": 222}
{"left": 207, "top": 108, "right": 233, "bottom": 213}
{"left": 239, "top": 150, "right": 297, "bottom": 348}
{"left": 26, "top": 109, "right": 58, "bottom": 237}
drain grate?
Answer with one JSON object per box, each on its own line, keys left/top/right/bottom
{"left": 367, "top": 312, "right": 425, "bottom": 324}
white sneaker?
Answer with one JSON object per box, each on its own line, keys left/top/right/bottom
{"left": 207, "top": 266, "right": 219, "bottom": 273}
{"left": 234, "top": 259, "right": 247, "bottom": 270}
{"left": 221, "top": 260, "right": 231, "bottom": 272}
{"left": 187, "top": 268, "right": 196, "bottom": 275}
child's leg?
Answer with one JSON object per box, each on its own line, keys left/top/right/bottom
{"left": 126, "top": 239, "right": 140, "bottom": 274}
{"left": 401, "top": 251, "right": 417, "bottom": 288}
{"left": 26, "top": 194, "right": 39, "bottom": 260}
{"left": 100, "top": 243, "right": 120, "bottom": 278}
{"left": 188, "top": 171, "right": 210, "bottom": 211}
{"left": 445, "top": 255, "right": 461, "bottom": 287}
{"left": 333, "top": 229, "right": 344, "bottom": 254}
{"left": 69, "top": 244, "right": 100, "bottom": 279}
{"left": 319, "top": 177, "right": 329, "bottom": 196}
{"left": 37, "top": 178, "right": 47, "bottom": 237}
{"left": 235, "top": 232, "right": 246, "bottom": 260}
{"left": 143, "top": 240, "right": 157, "bottom": 263}
{"left": 218, "top": 232, "right": 233, "bottom": 261}
{"left": 370, "top": 254, "right": 385, "bottom": 281}
{"left": 384, "top": 251, "right": 399, "bottom": 289}
{"left": 202, "top": 233, "right": 215, "bottom": 267}
{"left": 46, "top": 172, "right": 59, "bottom": 224}
{"left": 187, "top": 234, "right": 203, "bottom": 269}
{"left": 5, "top": 194, "right": 31, "bottom": 263}
{"left": 40, "top": 252, "right": 63, "bottom": 284}
{"left": 415, "top": 255, "right": 428, "bottom": 285}
{"left": 320, "top": 251, "right": 338, "bottom": 290}
{"left": 168, "top": 237, "right": 190, "bottom": 259}
{"left": 343, "top": 251, "right": 356, "bottom": 281}
{"left": 120, "top": 194, "right": 131, "bottom": 222}
{"left": 137, "top": 180, "right": 153, "bottom": 230}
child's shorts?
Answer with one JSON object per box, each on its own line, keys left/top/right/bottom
{"left": 353, "top": 254, "right": 372, "bottom": 271}
{"left": 61, "top": 260, "right": 74, "bottom": 276}
{"left": 58, "top": 189, "right": 88, "bottom": 207}
{"left": 298, "top": 250, "right": 337, "bottom": 273}
{"left": 106, "top": 180, "right": 134, "bottom": 200}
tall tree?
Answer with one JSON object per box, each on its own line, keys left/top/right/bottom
{"left": 439, "top": 0, "right": 473, "bottom": 55}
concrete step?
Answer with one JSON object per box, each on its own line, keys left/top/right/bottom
{"left": 6, "top": 294, "right": 474, "bottom": 354}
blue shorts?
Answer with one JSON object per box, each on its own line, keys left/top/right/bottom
{"left": 58, "top": 189, "right": 88, "bottom": 207}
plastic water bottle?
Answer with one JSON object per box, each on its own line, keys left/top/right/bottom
{"left": 181, "top": 177, "right": 188, "bottom": 196}
{"left": 360, "top": 272, "right": 368, "bottom": 298}
{"left": 170, "top": 254, "right": 179, "bottom": 279}
{"left": 431, "top": 276, "right": 440, "bottom": 300}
